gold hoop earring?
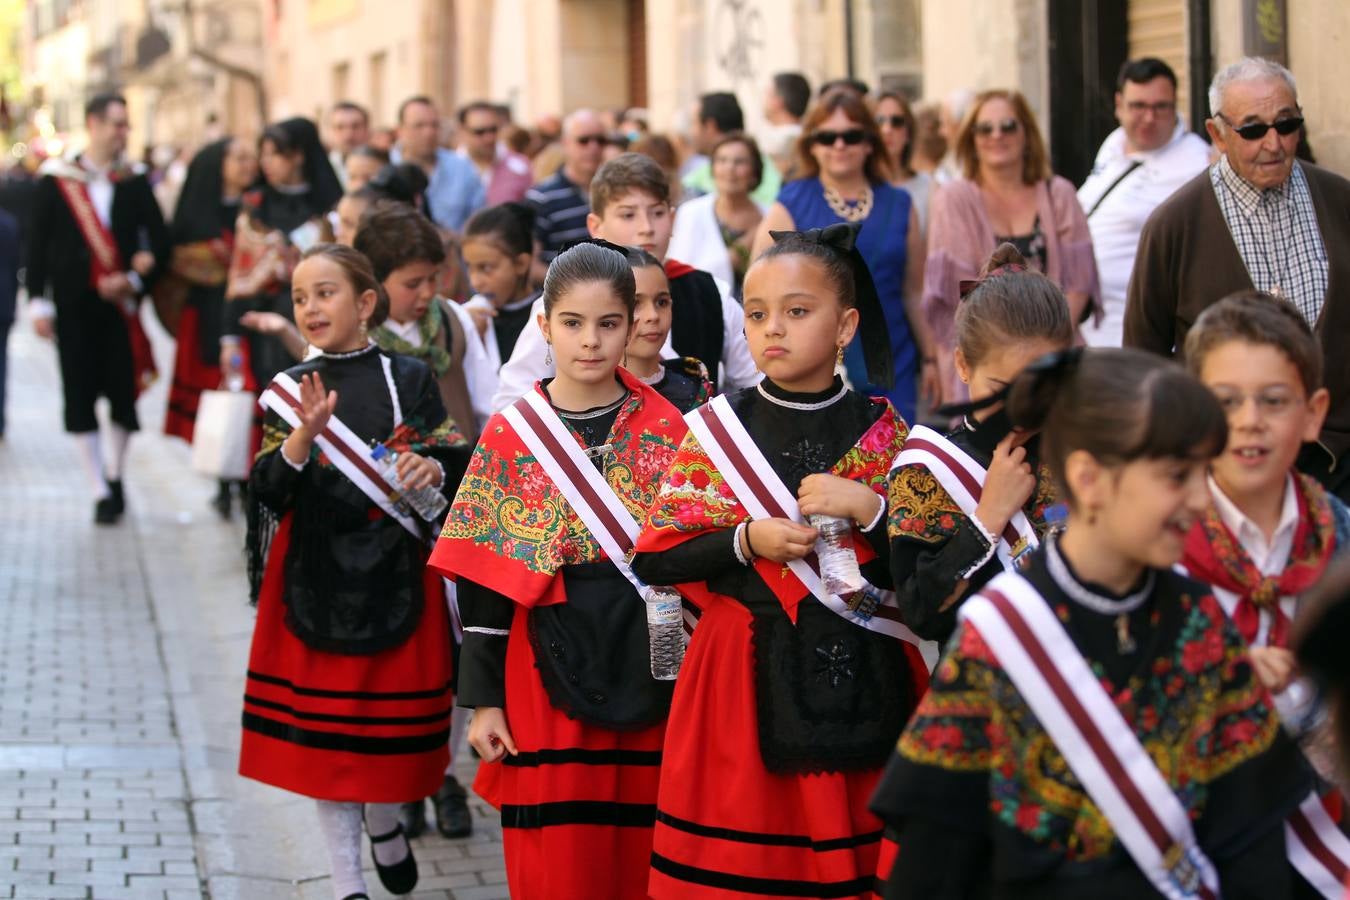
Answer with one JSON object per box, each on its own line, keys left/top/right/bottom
{"left": 544, "top": 343, "right": 552, "bottom": 366}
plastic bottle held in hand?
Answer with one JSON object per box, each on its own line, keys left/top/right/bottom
{"left": 808, "top": 513, "right": 864, "bottom": 595}
{"left": 369, "top": 442, "right": 448, "bottom": 522}
{"left": 643, "top": 586, "right": 686, "bottom": 680}
{"left": 225, "top": 352, "right": 246, "bottom": 393}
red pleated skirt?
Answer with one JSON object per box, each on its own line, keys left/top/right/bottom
{"left": 238, "top": 516, "right": 453, "bottom": 802}
{"left": 163, "top": 304, "right": 221, "bottom": 443}
{"left": 476, "top": 604, "right": 665, "bottom": 900}
{"left": 649, "top": 599, "right": 893, "bottom": 900}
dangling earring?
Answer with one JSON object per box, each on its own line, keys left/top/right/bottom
{"left": 544, "top": 342, "right": 552, "bottom": 366}
{"left": 622, "top": 351, "right": 628, "bottom": 369}
{"left": 360, "top": 320, "right": 368, "bottom": 337}
{"left": 835, "top": 345, "right": 845, "bottom": 367}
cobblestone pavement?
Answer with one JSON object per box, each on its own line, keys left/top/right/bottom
{"left": 0, "top": 312, "right": 507, "bottom": 899}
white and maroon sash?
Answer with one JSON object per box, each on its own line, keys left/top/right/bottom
{"left": 890, "top": 424, "right": 1039, "bottom": 570}
{"left": 686, "top": 395, "right": 933, "bottom": 662}
{"left": 53, "top": 174, "right": 123, "bottom": 285}
{"left": 258, "top": 366, "right": 421, "bottom": 539}
{"left": 962, "top": 572, "right": 1220, "bottom": 900}
{"left": 501, "top": 389, "right": 700, "bottom": 633}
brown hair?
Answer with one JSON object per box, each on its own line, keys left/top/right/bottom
{"left": 630, "top": 133, "right": 679, "bottom": 171}
{"left": 352, "top": 200, "right": 446, "bottom": 284}
{"left": 955, "top": 89, "right": 1052, "bottom": 185}
{"left": 542, "top": 242, "right": 637, "bottom": 318}
{"left": 956, "top": 244, "right": 1073, "bottom": 368}
{"left": 1006, "top": 348, "right": 1228, "bottom": 505}
{"left": 1183, "top": 290, "right": 1323, "bottom": 395}
{"left": 875, "top": 91, "right": 916, "bottom": 175}
{"left": 710, "top": 131, "right": 765, "bottom": 192}
{"left": 590, "top": 152, "right": 670, "bottom": 218}
{"left": 299, "top": 243, "right": 391, "bottom": 327}
{"left": 793, "top": 87, "right": 891, "bottom": 185}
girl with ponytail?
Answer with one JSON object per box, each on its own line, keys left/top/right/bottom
{"left": 872, "top": 347, "right": 1311, "bottom": 899}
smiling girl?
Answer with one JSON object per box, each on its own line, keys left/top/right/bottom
{"left": 872, "top": 348, "right": 1311, "bottom": 899}
{"left": 239, "top": 244, "right": 470, "bottom": 900}
{"left": 428, "top": 241, "right": 688, "bottom": 898}
{"left": 621, "top": 246, "right": 712, "bottom": 413}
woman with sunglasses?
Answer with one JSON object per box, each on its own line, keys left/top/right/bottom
{"left": 753, "top": 87, "right": 939, "bottom": 426}
{"left": 876, "top": 92, "right": 933, "bottom": 235}
{"left": 923, "top": 89, "right": 1100, "bottom": 406}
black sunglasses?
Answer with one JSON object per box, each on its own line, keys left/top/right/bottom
{"left": 875, "top": 115, "right": 907, "bottom": 129}
{"left": 974, "top": 118, "right": 1021, "bottom": 138}
{"left": 469, "top": 125, "right": 499, "bottom": 137}
{"left": 811, "top": 128, "right": 867, "bottom": 147}
{"left": 1216, "top": 113, "right": 1304, "bottom": 141}
{"left": 575, "top": 134, "right": 607, "bottom": 146}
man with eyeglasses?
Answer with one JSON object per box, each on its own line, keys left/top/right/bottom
{"left": 392, "top": 95, "right": 485, "bottom": 232}
{"left": 525, "top": 108, "right": 606, "bottom": 282}
{"left": 457, "top": 100, "right": 531, "bottom": 206}
{"left": 1078, "top": 58, "right": 1210, "bottom": 347}
{"left": 1127, "top": 57, "right": 1350, "bottom": 501}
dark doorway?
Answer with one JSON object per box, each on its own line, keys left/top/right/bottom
{"left": 1046, "top": 0, "right": 1129, "bottom": 186}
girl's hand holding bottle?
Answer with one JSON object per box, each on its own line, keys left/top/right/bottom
{"left": 740, "top": 519, "right": 819, "bottom": 563}
{"left": 394, "top": 451, "right": 443, "bottom": 491}
{"left": 797, "top": 473, "right": 884, "bottom": 527}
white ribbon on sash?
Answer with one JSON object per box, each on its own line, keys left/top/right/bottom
{"left": 258, "top": 369, "right": 421, "bottom": 539}
{"left": 890, "top": 424, "right": 1039, "bottom": 570}
{"left": 686, "top": 395, "right": 935, "bottom": 666}
{"left": 962, "top": 572, "right": 1221, "bottom": 900}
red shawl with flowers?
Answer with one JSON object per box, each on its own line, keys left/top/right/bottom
{"left": 636, "top": 400, "right": 908, "bottom": 623}
{"left": 1182, "top": 472, "right": 1337, "bottom": 647}
{"left": 428, "top": 370, "right": 686, "bottom": 608}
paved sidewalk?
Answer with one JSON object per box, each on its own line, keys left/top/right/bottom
{"left": 0, "top": 314, "right": 506, "bottom": 899}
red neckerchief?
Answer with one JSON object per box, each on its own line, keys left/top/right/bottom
{"left": 664, "top": 258, "right": 696, "bottom": 279}
{"left": 1182, "top": 473, "right": 1337, "bottom": 647}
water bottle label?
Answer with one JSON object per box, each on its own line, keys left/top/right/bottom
{"left": 645, "top": 592, "right": 683, "bottom": 626}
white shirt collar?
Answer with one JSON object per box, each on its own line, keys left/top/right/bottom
{"left": 382, "top": 316, "right": 423, "bottom": 347}
{"left": 1208, "top": 473, "right": 1300, "bottom": 576}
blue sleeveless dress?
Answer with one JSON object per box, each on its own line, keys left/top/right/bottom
{"left": 778, "top": 177, "right": 916, "bottom": 422}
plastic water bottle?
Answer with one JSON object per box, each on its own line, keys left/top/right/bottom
{"left": 225, "top": 352, "right": 246, "bottom": 392}
{"left": 643, "top": 586, "right": 685, "bottom": 680}
{"left": 369, "top": 443, "right": 449, "bottom": 523}
{"left": 808, "top": 513, "right": 864, "bottom": 595}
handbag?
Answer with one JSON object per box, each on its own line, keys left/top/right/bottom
{"left": 191, "top": 389, "right": 255, "bottom": 480}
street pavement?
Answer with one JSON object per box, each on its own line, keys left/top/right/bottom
{"left": 0, "top": 311, "right": 507, "bottom": 899}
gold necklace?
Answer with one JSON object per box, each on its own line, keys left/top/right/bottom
{"left": 823, "top": 184, "right": 873, "bottom": 223}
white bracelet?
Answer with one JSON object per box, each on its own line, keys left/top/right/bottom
{"left": 732, "top": 522, "right": 750, "bottom": 566}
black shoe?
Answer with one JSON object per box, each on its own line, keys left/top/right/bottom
{"left": 94, "top": 496, "right": 119, "bottom": 525}
{"left": 212, "top": 480, "right": 233, "bottom": 520}
{"left": 365, "top": 817, "right": 418, "bottom": 895}
{"left": 434, "top": 775, "right": 473, "bottom": 838}
{"left": 106, "top": 479, "right": 125, "bottom": 516}
{"left": 398, "top": 798, "right": 427, "bottom": 839}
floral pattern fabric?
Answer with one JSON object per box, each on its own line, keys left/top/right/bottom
{"left": 888, "top": 459, "right": 1058, "bottom": 546}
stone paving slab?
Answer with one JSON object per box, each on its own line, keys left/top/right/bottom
{"left": 0, "top": 312, "right": 507, "bottom": 899}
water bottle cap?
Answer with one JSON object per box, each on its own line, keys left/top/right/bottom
{"left": 370, "top": 443, "right": 389, "bottom": 460}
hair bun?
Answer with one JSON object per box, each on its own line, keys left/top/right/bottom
{"left": 979, "top": 242, "right": 1028, "bottom": 278}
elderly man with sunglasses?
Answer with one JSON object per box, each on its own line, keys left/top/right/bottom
{"left": 1126, "top": 57, "right": 1350, "bottom": 500}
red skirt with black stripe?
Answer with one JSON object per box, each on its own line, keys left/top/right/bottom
{"left": 649, "top": 599, "right": 888, "bottom": 899}
{"left": 238, "top": 515, "right": 453, "bottom": 802}
{"left": 478, "top": 604, "right": 664, "bottom": 900}
{"left": 163, "top": 304, "right": 221, "bottom": 443}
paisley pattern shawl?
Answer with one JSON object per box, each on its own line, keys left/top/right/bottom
{"left": 888, "top": 456, "right": 1058, "bottom": 546}
{"left": 636, "top": 398, "right": 908, "bottom": 619}
{"left": 428, "top": 371, "right": 686, "bottom": 608}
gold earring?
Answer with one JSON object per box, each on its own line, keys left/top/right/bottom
{"left": 836, "top": 345, "right": 845, "bottom": 367}
{"left": 544, "top": 342, "right": 552, "bottom": 366}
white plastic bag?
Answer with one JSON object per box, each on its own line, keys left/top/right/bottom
{"left": 191, "top": 390, "right": 255, "bottom": 480}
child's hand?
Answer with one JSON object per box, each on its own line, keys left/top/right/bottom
{"left": 468, "top": 707, "right": 517, "bottom": 763}
{"left": 973, "top": 434, "right": 1036, "bottom": 538}
{"left": 1250, "top": 646, "right": 1297, "bottom": 694}
{"left": 467, "top": 304, "right": 496, "bottom": 338}
{"left": 240, "top": 310, "right": 293, "bottom": 335}
{"left": 395, "top": 451, "right": 442, "bottom": 491}
{"left": 797, "top": 473, "right": 883, "bottom": 526}
{"left": 295, "top": 372, "right": 337, "bottom": 437}
{"left": 745, "top": 518, "right": 818, "bottom": 563}
{"left": 130, "top": 251, "right": 155, "bottom": 276}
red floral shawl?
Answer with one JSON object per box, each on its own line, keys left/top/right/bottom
{"left": 428, "top": 370, "right": 686, "bottom": 608}
{"left": 1182, "top": 473, "right": 1337, "bottom": 647}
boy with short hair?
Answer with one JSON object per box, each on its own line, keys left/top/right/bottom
{"left": 491, "top": 152, "right": 759, "bottom": 411}
{"left": 1181, "top": 290, "right": 1350, "bottom": 898}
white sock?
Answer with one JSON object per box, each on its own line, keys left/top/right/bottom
{"left": 315, "top": 800, "right": 367, "bottom": 900}
{"left": 74, "top": 433, "right": 110, "bottom": 500}
{"left": 105, "top": 423, "right": 130, "bottom": 481}
{"left": 446, "top": 706, "right": 471, "bottom": 770}
{"left": 364, "top": 801, "right": 411, "bottom": 867}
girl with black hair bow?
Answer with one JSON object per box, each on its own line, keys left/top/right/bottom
{"left": 634, "top": 223, "right": 929, "bottom": 899}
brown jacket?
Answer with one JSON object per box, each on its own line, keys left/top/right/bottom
{"left": 1125, "top": 162, "right": 1350, "bottom": 461}
{"left": 433, "top": 298, "right": 479, "bottom": 444}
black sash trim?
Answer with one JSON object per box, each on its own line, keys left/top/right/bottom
{"left": 502, "top": 748, "right": 662, "bottom": 768}
{"left": 650, "top": 852, "right": 875, "bottom": 898}
{"left": 656, "top": 810, "right": 882, "bottom": 852}
{"left": 246, "top": 670, "right": 453, "bottom": 701}
{"left": 241, "top": 711, "right": 449, "bottom": 755}
{"left": 499, "top": 800, "right": 656, "bottom": 830}
{"left": 244, "top": 694, "right": 455, "bottom": 726}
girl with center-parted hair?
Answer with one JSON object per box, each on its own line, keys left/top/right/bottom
{"left": 427, "top": 241, "right": 689, "bottom": 899}
{"left": 238, "top": 244, "right": 471, "bottom": 900}
{"left": 871, "top": 348, "right": 1313, "bottom": 900}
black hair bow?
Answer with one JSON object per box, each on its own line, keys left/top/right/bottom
{"left": 557, "top": 237, "right": 632, "bottom": 257}
{"left": 767, "top": 222, "right": 895, "bottom": 391}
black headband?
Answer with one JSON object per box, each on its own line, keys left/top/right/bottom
{"left": 768, "top": 222, "right": 894, "bottom": 390}
{"left": 557, "top": 237, "right": 632, "bottom": 257}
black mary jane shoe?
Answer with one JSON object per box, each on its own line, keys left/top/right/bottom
{"left": 398, "top": 798, "right": 427, "bottom": 839}
{"left": 94, "top": 496, "right": 119, "bottom": 525}
{"left": 365, "top": 819, "right": 418, "bottom": 895}
{"left": 434, "top": 775, "right": 473, "bottom": 839}
{"left": 106, "top": 479, "right": 125, "bottom": 516}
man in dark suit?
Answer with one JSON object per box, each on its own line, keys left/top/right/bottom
{"left": 28, "top": 92, "right": 169, "bottom": 523}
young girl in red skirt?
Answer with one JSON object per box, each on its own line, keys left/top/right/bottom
{"left": 633, "top": 223, "right": 930, "bottom": 899}
{"left": 239, "top": 243, "right": 469, "bottom": 900}
{"left": 429, "top": 240, "right": 688, "bottom": 899}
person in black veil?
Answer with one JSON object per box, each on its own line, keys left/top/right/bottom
{"left": 221, "top": 118, "right": 342, "bottom": 410}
